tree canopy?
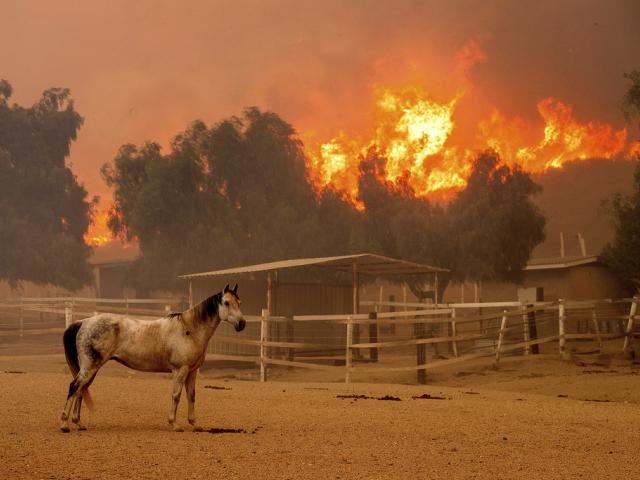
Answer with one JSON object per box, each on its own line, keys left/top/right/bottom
{"left": 601, "top": 71, "right": 640, "bottom": 291}
{"left": 102, "top": 109, "right": 358, "bottom": 292}
{"left": 0, "top": 81, "right": 94, "bottom": 290}
{"left": 103, "top": 108, "right": 546, "bottom": 293}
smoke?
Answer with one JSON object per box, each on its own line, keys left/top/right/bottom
{"left": 1, "top": 0, "right": 638, "bottom": 202}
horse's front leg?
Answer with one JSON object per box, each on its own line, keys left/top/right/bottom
{"left": 185, "top": 369, "right": 202, "bottom": 431}
{"left": 168, "top": 366, "right": 189, "bottom": 432}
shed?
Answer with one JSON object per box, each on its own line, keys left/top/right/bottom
{"left": 181, "top": 253, "right": 446, "bottom": 314}
{"left": 180, "top": 253, "right": 447, "bottom": 357}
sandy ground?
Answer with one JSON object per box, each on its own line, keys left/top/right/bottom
{"left": 1, "top": 348, "right": 640, "bottom": 480}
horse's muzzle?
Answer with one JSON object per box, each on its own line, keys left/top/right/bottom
{"left": 235, "top": 318, "right": 246, "bottom": 332}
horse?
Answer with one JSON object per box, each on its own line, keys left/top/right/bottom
{"left": 59, "top": 284, "right": 245, "bottom": 432}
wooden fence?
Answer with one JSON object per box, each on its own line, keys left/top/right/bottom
{"left": 1, "top": 296, "right": 638, "bottom": 384}
{"left": 0, "top": 297, "right": 181, "bottom": 338}
{"left": 207, "top": 297, "right": 639, "bottom": 384}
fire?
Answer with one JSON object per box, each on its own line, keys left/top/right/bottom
{"left": 306, "top": 87, "right": 471, "bottom": 202}
{"left": 305, "top": 87, "right": 633, "bottom": 204}
{"left": 85, "top": 210, "right": 112, "bottom": 246}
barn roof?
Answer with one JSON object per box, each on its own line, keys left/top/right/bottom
{"left": 180, "top": 253, "right": 447, "bottom": 279}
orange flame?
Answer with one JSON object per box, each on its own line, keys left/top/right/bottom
{"left": 305, "top": 86, "right": 633, "bottom": 204}
{"left": 85, "top": 210, "right": 112, "bottom": 246}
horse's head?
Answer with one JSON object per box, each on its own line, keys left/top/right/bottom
{"left": 219, "top": 284, "right": 245, "bottom": 332}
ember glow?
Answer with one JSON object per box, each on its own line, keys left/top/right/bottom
{"left": 85, "top": 210, "right": 112, "bottom": 247}
{"left": 305, "top": 86, "right": 634, "bottom": 205}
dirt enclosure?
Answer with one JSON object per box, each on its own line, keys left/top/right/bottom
{"left": 2, "top": 326, "right": 640, "bottom": 479}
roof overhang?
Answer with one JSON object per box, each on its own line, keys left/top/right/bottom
{"left": 179, "top": 253, "right": 448, "bottom": 280}
{"left": 524, "top": 255, "right": 599, "bottom": 271}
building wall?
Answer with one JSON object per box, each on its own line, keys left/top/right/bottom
{"left": 442, "top": 264, "right": 628, "bottom": 304}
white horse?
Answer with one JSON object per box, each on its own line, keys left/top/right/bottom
{"left": 60, "top": 284, "right": 245, "bottom": 432}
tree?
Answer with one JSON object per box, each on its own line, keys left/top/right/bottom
{"left": 601, "top": 164, "right": 640, "bottom": 291}
{"left": 102, "top": 108, "right": 359, "bottom": 292}
{"left": 622, "top": 70, "right": 640, "bottom": 126}
{"left": 355, "top": 149, "right": 546, "bottom": 298}
{"left": 601, "top": 71, "right": 640, "bottom": 291}
{"left": 0, "top": 81, "right": 94, "bottom": 290}
{"left": 446, "top": 151, "right": 546, "bottom": 285}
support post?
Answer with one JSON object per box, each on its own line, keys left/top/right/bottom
{"left": 451, "top": 307, "right": 459, "bottom": 358}
{"left": 260, "top": 308, "right": 268, "bottom": 382}
{"left": 623, "top": 297, "right": 639, "bottom": 356}
{"left": 559, "top": 299, "right": 569, "bottom": 360}
{"left": 125, "top": 298, "right": 129, "bottom": 316}
{"left": 188, "top": 280, "right": 193, "bottom": 308}
{"left": 345, "top": 316, "right": 353, "bottom": 384}
{"left": 494, "top": 310, "right": 508, "bottom": 368}
{"left": 522, "top": 303, "right": 531, "bottom": 356}
{"left": 351, "top": 263, "right": 361, "bottom": 360}
{"left": 591, "top": 307, "right": 602, "bottom": 349}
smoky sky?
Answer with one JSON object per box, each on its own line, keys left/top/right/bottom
{"left": 1, "top": 0, "right": 639, "bottom": 201}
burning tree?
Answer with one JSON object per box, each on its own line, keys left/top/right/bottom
{"left": 0, "top": 81, "right": 94, "bottom": 290}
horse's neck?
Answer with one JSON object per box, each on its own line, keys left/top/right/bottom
{"left": 181, "top": 309, "right": 219, "bottom": 337}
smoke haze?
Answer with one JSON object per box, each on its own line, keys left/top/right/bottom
{"left": 2, "top": 0, "right": 638, "bottom": 202}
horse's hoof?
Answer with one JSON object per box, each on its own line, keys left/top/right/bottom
{"left": 77, "top": 424, "right": 87, "bottom": 431}
{"left": 60, "top": 425, "right": 70, "bottom": 433}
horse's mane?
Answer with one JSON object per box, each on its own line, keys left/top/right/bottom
{"left": 183, "top": 292, "right": 222, "bottom": 321}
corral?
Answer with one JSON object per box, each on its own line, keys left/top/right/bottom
{"left": 1, "top": 284, "right": 640, "bottom": 478}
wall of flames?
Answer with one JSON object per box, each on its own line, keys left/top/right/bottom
{"left": 305, "top": 86, "right": 637, "bottom": 207}
{"left": 86, "top": 85, "right": 639, "bottom": 247}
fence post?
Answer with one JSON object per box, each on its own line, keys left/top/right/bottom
{"left": 522, "top": 303, "right": 531, "bottom": 356}
{"left": 345, "top": 316, "right": 353, "bottom": 384}
{"left": 451, "top": 307, "right": 458, "bottom": 358}
{"left": 260, "top": 308, "right": 268, "bottom": 382}
{"left": 415, "top": 319, "right": 426, "bottom": 385}
{"left": 368, "top": 311, "right": 378, "bottom": 362}
{"left": 623, "top": 297, "right": 639, "bottom": 356}
{"left": 558, "top": 299, "right": 569, "bottom": 360}
{"left": 64, "top": 301, "right": 72, "bottom": 328}
{"left": 286, "top": 315, "right": 294, "bottom": 362}
{"left": 125, "top": 298, "right": 129, "bottom": 316}
{"left": 19, "top": 298, "right": 24, "bottom": 337}
{"left": 591, "top": 307, "right": 603, "bottom": 349}
{"left": 494, "top": 310, "right": 508, "bottom": 368}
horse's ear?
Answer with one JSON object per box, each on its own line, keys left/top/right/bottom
{"left": 224, "top": 284, "right": 230, "bottom": 293}
{"left": 232, "top": 284, "right": 238, "bottom": 295}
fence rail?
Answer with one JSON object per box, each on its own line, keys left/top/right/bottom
{"left": 1, "top": 295, "right": 638, "bottom": 384}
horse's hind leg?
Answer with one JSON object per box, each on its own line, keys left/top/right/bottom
{"left": 71, "top": 396, "right": 85, "bottom": 430}
{"left": 60, "top": 366, "right": 98, "bottom": 432}
{"left": 168, "top": 366, "right": 189, "bottom": 432}
{"left": 185, "top": 370, "right": 202, "bottom": 431}
{"left": 71, "top": 372, "right": 97, "bottom": 430}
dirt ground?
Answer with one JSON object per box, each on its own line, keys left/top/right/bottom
{"left": 1, "top": 343, "right": 640, "bottom": 480}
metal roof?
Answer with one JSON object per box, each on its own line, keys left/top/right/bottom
{"left": 524, "top": 255, "right": 599, "bottom": 271}
{"left": 180, "top": 253, "right": 447, "bottom": 279}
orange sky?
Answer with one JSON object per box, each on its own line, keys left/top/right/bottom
{"left": 1, "top": 0, "right": 639, "bottom": 209}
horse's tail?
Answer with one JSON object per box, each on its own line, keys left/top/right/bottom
{"left": 63, "top": 321, "right": 94, "bottom": 411}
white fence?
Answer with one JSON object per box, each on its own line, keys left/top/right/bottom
{"left": 1, "top": 296, "right": 638, "bottom": 384}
